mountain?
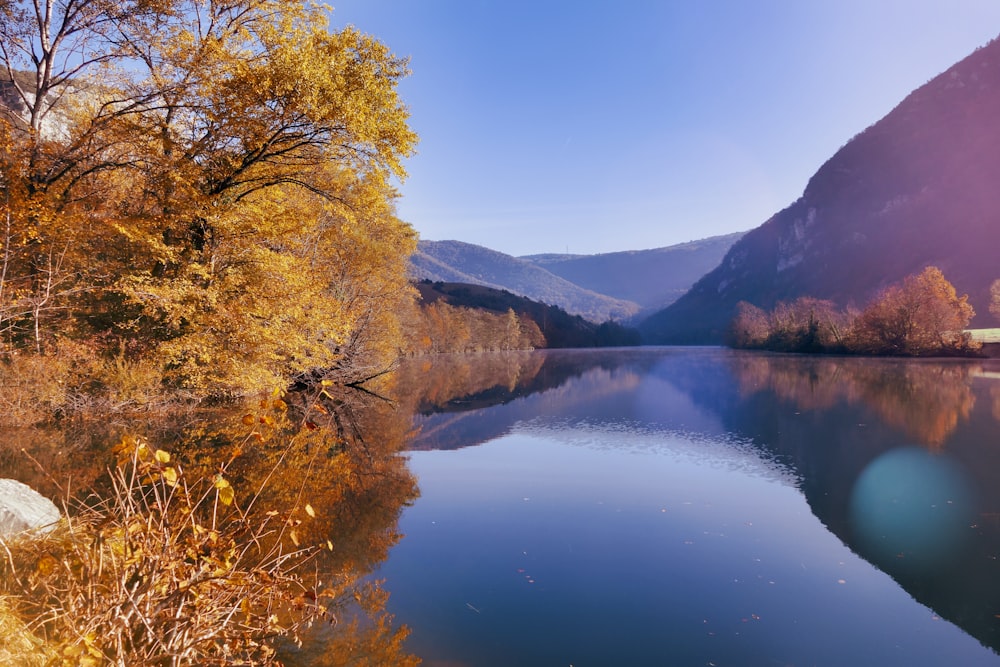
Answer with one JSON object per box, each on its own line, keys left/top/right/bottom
{"left": 410, "top": 240, "right": 641, "bottom": 322}
{"left": 409, "top": 234, "right": 745, "bottom": 323}
{"left": 642, "top": 36, "right": 1000, "bottom": 344}
{"left": 520, "top": 232, "right": 744, "bottom": 314}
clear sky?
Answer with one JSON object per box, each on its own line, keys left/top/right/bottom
{"left": 328, "top": 1, "right": 1000, "bottom": 257}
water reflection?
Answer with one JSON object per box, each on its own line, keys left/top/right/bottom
{"left": 0, "top": 390, "right": 420, "bottom": 666}
{"left": 731, "top": 354, "right": 977, "bottom": 448}
{"left": 849, "top": 446, "right": 974, "bottom": 574}
{"left": 388, "top": 348, "right": 1000, "bottom": 662}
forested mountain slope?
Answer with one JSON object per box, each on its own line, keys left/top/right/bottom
{"left": 641, "top": 36, "right": 1000, "bottom": 344}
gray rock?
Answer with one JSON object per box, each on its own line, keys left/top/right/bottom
{"left": 0, "top": 479, "right": 60, "bottom": 537}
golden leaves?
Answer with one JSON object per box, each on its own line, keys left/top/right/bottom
{"left": 160, "top": 466, "right": 179, "bottom": 487}
{"left": 0, "top": 0, "right": 419, "bottom": 397}
{"left": 215, "top": 476, "right": 235, "bottom": 506}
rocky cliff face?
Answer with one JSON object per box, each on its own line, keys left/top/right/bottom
{"left": 642, "top": 36, "right": 1000, "bottom": 343}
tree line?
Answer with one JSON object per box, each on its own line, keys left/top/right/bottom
{"left": 402, "top": 280, "right": 641, "bottom": 354}
{"left": 400, "top": 300, "right": 546, "bottom": 355}
{"left": 729, "top": 267, "right": 979, "bottom": 356}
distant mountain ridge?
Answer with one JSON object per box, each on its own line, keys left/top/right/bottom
{"left": 409, "top": 240, "right": 639, "bottom": 322}
{"left": 409, "top": 234, "right": 744, "bottom": 323}
{"left": 642, "top": 36, "right": 1000, "bottom": 343}
{"left": 520, "top": 232, "right": 745, "bottom": 313}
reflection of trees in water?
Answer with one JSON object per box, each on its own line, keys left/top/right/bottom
{"left": 389, "top": 350, "right": 660, "bottom": 452}
{"left": 390, "top": 349, "right": 663, "bottom": 420}
{"left": 731, "top": 355, "right": 977, "bottom": 449}
{"left": 0, "top": 390, "right": 420, "bottom": 666}
{"left": 391, "top": 350, "right": 545, "bottom": 413}
{"left": 700, "top": 352, "right": 1000, "bottom": 656}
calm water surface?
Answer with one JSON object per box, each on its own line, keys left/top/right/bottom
{"left": 380, "top": 348, "right": 1000, "bottom": 666}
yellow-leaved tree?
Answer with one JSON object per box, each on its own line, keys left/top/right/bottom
{"left": 0, "top": 0, "right": 417, "bottom": 395}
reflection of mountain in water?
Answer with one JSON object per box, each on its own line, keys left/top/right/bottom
{"left": 713, "top": 354, "right": 1000, "bottom": 656}
{"left": 396, "top": 349, "right": 1000, "bottom": 656}
{"left": 393, "top": 349, "right": 661, "bottom": 451}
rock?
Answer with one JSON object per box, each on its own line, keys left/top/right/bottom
{"left": 0, "top": 479, "right": 60, "bottom": 537}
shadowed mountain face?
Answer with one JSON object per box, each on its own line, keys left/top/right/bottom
{"left": 409, "top": 234, "right": 744, "bottom": 324}
{"left": 642, "top": 37, "right": 1000, "bottom": 344}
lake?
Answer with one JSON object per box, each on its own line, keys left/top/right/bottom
{"left": 379, "top": 347, "right": 1000, "bottom": 667}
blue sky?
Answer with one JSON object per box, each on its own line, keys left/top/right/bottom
{"left": 329, "top": 1, "right": 1000, "bottom": 257}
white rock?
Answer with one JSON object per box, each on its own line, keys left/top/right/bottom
{"left": 0, "top": 479, "right": 60, "bottom": 537}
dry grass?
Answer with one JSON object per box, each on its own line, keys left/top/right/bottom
{"left": 0, "top": 597, "right": 54, "bottom": 666}
{"left": 0, "top": 436, "right": 333, "bottom": 666}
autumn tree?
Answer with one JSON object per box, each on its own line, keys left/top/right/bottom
{"left": 729, "top": 297, "right": 848, "bottom": 352}
{"left": 729, "top": 301, "right": 769, "bottom": 348}
{"left": 729, "top": 268, "right": 974, "bottom": 356}
{"left": 0, "top": 1, "right": 418, "bottom": 394}
{"left": 989, "top": 278, "right": 1000, "bottom": 322}
{"left": 851, "top": 266, "right": 975, "bottom": 355}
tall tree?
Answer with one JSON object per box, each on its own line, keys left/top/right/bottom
{"left": 852, "top": 266, "right": 974, "bottom": 355}
{"left": 0, "top": 1, "right": 417, "bottom": 393}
